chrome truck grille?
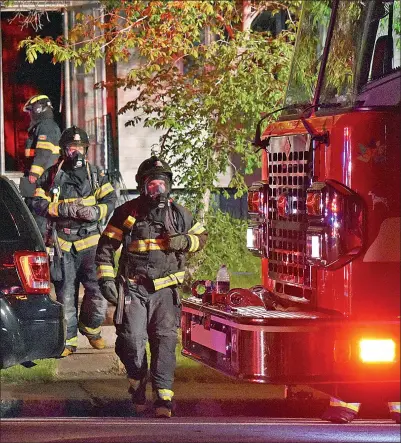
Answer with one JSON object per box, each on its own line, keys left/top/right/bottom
{"left": 267, "top": 134, "right": 313, "bottom": 303}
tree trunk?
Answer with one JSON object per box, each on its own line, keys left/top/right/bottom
{"left": 199, "top": 188, "right": 211, "bottom": 222}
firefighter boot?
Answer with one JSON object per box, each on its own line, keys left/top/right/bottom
{"left": 87, "top": 336, "right": 106, "bottom": 350}
{"left": 321, "top": 399, "right": 360, "bottom": 424}
{"left": 60, "top": 346, "right": 77, "bottom": 358}
{"left": 128, "top": 378, "right": 147, "bottom": 414}
{"left": 59, "top": 337, "right": 78, "bottom": 357}
{"left": 79, "top": 322, "right": 106, "bottom": 350}
{"left": 154, "top": 389, "right": 174, "bottom": 418}
{"left": 388, "top": 402, "right": 400, "bottom": 424}
{"left": 390, "top": 412, "right": 400, "bottom": 424}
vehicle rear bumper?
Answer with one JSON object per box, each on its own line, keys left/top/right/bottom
{"left": 0, "top": 295, "right": 65, "bottom": 369}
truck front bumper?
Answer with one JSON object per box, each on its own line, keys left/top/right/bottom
{"left": 181, "top": 297, "right": 400, "bottom": 387}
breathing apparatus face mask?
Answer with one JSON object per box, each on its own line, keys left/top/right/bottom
{"left": 143, "top": 174, "right": 170, "bottom": 208}
{"left": 63, "top": 145, "right": 87, "bottom": 169}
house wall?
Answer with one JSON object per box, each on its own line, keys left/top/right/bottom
{"left": 115, "top": 57, "right": 234, "bottom": 192}
{"left": 116, "top": 57, "right": 165, "bottom": 191}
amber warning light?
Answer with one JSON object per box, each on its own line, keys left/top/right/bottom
{"left": 247, "top": 181, "right": 268, "bottom": 216}
{"left": 248, "top": 190, "right": 264, "bottom": 215}
{"left": 359, "top": 339, "right": 396, "bottom": 363}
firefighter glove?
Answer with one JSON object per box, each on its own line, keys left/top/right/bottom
{"left": 76, "top": 206, "right": 99, "bottom": 222}
{"left": 99, "top": 280, "right": 118, "bottom": 306}
{"left": 28, "top": 174, "right": 37, "bottom": 184}
{"left": 166, "top": 234, "right": 189, "bottom": 252}
{"left": 58, "top": 199, "right": 84, "bottom": 219}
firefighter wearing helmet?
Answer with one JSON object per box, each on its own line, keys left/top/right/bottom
{"left": 32, "top": 126, "right": 117, "bottom": 357}
{"left": 95, "top": 155, "right": 208, "bottom": 417}
{"left": 20, "top": 94, "right": 61, "bottom": 236}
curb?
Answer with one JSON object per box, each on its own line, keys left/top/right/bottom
{"left": 1, "top": 376, "right": 391, "bottom": 419}
{"left": 1, "top": 397, "right": 330, "bottom": 418}
{"left": 1, "top": 397, "right": 392, "bottom": 419}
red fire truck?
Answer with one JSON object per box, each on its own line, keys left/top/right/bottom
{"left": 181, "top": 0, "right": 400, "bottom": 405}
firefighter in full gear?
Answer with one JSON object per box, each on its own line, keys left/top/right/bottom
{"left": 322, "top": 397, "right": 400, "bottom": 424}
{"left": 95, "top": 156, "right": 208, "bottom": 418}
{"left": 20, "top": 94, "right": 61, "bottom": 236}
{"left": 32, "top": 126, "right": 117, "bottom": 357}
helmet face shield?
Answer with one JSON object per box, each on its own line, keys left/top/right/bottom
{"left": 62, "top": 144, "right": 86, "bottom": 169}
{"left": 59, "top": 126, "right": 90, "bottom": 161}
{"left": 136, "top": 156, "right": 173, "bottom": 195}
{"left": 144, "top": 177, "right": 168, "bottom": 199}
{"left": 65, "top": 145, "right": 86, "bottom": 157}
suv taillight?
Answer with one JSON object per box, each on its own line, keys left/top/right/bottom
{"left": 14, "top": 251, "right": 51, "bottom": 294}
{"left": 306, "top": 180, "right": 364, "bottom": 270}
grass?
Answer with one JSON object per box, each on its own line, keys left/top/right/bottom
{"left": 0, "top": 340, "right": 227, "bottom": 385}
{"left": 0, "top": 359, "right": 58, "bottom": 384}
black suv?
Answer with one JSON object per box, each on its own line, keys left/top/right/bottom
{"left": 0, "top": 175, "right": 65, "bottom": 369}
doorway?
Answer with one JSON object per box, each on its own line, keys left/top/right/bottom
{"left": 1, "top": 11, "right": 62, "bottom": 173}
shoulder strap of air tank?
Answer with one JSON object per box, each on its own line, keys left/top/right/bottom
{"left": 49, "top": 160, "right": 64, "bottom": 190}
{"left": 87, "top": 163, "right": 100, "bottom": 193}
{"left": 164, "top": 201, "right": 181, "bottom": 235}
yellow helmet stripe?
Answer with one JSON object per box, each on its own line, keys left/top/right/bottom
{"left": 29, "top": 94, "right": 49, "bottom": 104}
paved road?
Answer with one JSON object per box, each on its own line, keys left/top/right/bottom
{"left": 1, "top": 417, "right": 399, "bottom": 443}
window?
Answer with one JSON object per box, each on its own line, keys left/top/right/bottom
{"left": 319, "top": 0, "right": 400, "bottom": 109}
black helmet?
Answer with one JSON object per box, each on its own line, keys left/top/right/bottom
{"left": 136, "top": 156, "right": 173, "bottom": 194}
{"left": 59, "top": 126, "right": 90, "bottom": 153}
{"left": 23, "top": 94, "right": 53, "bottom": 114}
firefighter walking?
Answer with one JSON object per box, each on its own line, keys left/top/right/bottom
{"left": 20, "top": 94, "right": 61, "bottom": 236}
{"left": 32, "top": 126, "right": 117, "bottom": 357}
{"left": 95, "top": 156, "right": 207, "bottom": 418}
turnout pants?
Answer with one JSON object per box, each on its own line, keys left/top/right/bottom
{"left": 115, "top": 285, "right": 180, "bottom": 391}
{"left": 54, "top": 245, "right": 107, "bottom": 347}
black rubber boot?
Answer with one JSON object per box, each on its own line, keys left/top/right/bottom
{"left": 128, "top": 378, "right": 147, "bottom": 414}
{"left": 390, "top": 412, "right": 400, "bottom": 424}
{"left": 153, "top": 389, "right": 174, "bottom": 418}
{"left": 322, "top": 406, "right": 358, "bottom": 424}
